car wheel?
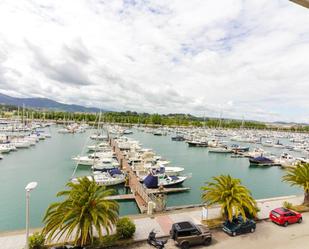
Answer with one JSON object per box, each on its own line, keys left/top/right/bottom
{"left": 284, "top": 221, "right": 288, "bottom": 227}
{"left": 250, "top": 227, "right": 255, "bottom": 233}
{"left": 298, "top": 218, "right": 302, "bottom": 224}
{"left": 204, "top": 237, "right": 212, "bottom": 246}
{"left": 181, "top": 241, "right": 190, "bottom": 249}
{"left": 232, "top": 231, "right": 237, "bottom": 237}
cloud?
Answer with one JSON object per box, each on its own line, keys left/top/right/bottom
{"left": 26, "top": 41, "right": 92, "bottom": 86}
{"left": 0, "top": 0, "right": 308, "bottom": 122}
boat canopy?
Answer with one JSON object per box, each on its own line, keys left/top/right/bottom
{"left": 109, "top": 168, "right": 122, "bottom": 176}
{"left": 144, "top": 174, "right": 158, "bottom": 188}
{"left": 253, "top": 156, "right": 273, "bottom": 163}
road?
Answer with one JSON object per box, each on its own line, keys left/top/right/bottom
{"left": 128, "top": 212, "right": 309, "bottom": 249}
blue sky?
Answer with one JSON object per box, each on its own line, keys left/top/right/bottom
{"left": 0, "top": 0, "right": 308, "bottom": 122}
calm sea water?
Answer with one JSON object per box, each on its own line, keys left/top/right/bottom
{"left": 129, "top": 130, "right": 302, "bottom": 208}
{"left": 0, "top": 126, "right": 301, "bottom": 232}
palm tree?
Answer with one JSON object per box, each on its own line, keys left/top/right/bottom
{"left": 43, "top": 177, "right": 119, "bottom": 246}
{"left": 201, "top": 175, "right": 257, "bottom": 221}
{"left": 282, "top": 163, "right": 309, "bottom": 205}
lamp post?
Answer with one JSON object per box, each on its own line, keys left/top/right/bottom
{"left": 25, "top": 182, "right": 38, "bottom": 249}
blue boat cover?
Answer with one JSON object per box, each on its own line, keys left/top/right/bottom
{"left": 109, "top": 168, "right": 122, "bottom": 176}
{"left": 253, "top": 156, "right": 273, "bottom": 163}
{"left": 144, "top": 174, "right": 158, "bottom": 188}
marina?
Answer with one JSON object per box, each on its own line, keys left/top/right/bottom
{"left": 0, "top": 122, "right": 307, "bottom": 232}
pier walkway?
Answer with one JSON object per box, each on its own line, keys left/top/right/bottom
{"left": 111, "top": 138, "right": 150, "bottom": 213}
{"left": 110, "top": 137, "right": 190, "bottom": 213}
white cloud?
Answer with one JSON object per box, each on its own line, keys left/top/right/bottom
{"left": 0, "top": 0, "right": 308, "bottom": 122}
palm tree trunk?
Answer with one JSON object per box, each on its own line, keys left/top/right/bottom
{"left": 304, "top": 191, "right": 309, "bottom": 206}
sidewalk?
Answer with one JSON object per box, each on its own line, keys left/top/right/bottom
{"left": 0, "top": 195, "right": 304, "bottom": 249}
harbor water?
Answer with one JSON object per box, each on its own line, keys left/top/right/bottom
{"left": 0, "top": 126, "right": 301, "bottom": 232}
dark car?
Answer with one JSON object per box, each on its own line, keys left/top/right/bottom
{"left": 222, "top": 216, "right": 256, "bottom": 236}
{"left": 170, "top": 221, "right": 212, "bottom": 249}
{"left": 269, "top": 207, "right": 302, "bottom": 226}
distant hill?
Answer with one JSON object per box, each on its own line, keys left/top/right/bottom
{"left": 0, "top": 93, "right": 102, "bottom": 112}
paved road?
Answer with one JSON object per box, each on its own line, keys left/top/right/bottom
{"left": 128, "top": 213, "right": 309, "bottom": 249}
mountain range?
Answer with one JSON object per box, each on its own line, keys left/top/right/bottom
{"left": 0, "top": 93, "right": 102, "bottom": 112}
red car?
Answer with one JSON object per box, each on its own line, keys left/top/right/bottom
{"left": 269, "top": 207, "right": 302, "bottom": 226}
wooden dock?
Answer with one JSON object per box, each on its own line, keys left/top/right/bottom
{"left": 105, "top": 194, "right": 135, "bottom": 201}
{"left": 110, "top": 138, "right": 190, "bottom": 214}
{"left": 147, "top": 187, "right": 190, "bottom": 194}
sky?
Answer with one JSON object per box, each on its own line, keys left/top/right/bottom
{"left": 0, "top": 0, "right": 308, "bottom": 122}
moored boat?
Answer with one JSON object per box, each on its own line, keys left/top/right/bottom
{"left": 249, "top": 156, "right": 274, "bottom": 166}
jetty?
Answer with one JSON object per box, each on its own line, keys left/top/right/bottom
{"left": 110, "top": 137, "right": 190, "bottom": 213}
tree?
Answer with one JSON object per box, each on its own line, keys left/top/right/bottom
{"left": 282, "top": 163, "right": 309, "bottom": 205}
{"left": 43, "top": 177, "right": 119, "bottom": 246}
{"left": 201, "top": 175, "right": 257, "bottom": 221}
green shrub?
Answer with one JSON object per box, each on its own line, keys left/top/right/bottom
{"left": 283, "top": 201, "right": 293, "bottom": 209}
{"left": 29, "top": 232, "right": 45, "bottom": 249}
{"left": 116, "top": 217, "right": 136, "bottom": 239}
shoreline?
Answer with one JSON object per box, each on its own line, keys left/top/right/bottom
{"left": 0, "top": 194, "right": 303, "bottom": 237}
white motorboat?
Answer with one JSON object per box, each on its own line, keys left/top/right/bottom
{"left": 143, "top": 174, "right": 189, "bottom": 188}
{"left": 90, "top": 134, "right": 108, "bottom": 141}
{"left": 11, "top": 140, "right": 31, "bottom": 148}
{"left": 87, "top": 142, "right": 109, "bottom": 152}
{"left": 137, "top": 166, "right": 185, "bottom": 180}
{"left": 275, "top": 153, "right": 296, "bottom": 167}
{"left": 72, "top": 151, "right": 115, "bottom": 166}
{"left": 72, "top": 171, "right": 125, "bottom": 186}
{"left": 0, "top": 144, "right": 11, "bottom": 153}
{"left": 72, "top": 154, "right": 102, "bottom": 166}
{"left": 208, "top": 147, "right": 233, "bottom": 153}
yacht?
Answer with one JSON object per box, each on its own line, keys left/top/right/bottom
{"left": 89, "top": 134, "right": 108, "bottom": 141}
{"left": 143, "top": 174, "right": 188, "bottom": 188}
{"left": 208, "top": 147, "right": 233, "bottom": 153}
{"left": 249, "top": 156, "right": 274, "bottom": 166}
{"left": 72, "top": 170, "right": 125, "bottom": 186}
{"left": 275, "top": 153, "right": 296, "bottom": 168}
{"left": 87, "top": 142, "right": 109, "bottom": 152}
{"left": 187, "top": 140, "right": 208, "bottom": 147}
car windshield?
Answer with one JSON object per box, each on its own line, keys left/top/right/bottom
{"left": 271, "top": 211, "right": 281, "bottom": 218}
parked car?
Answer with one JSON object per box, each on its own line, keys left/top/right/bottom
{"left": 222, "top": 216, "right": 256, "bottom": 236}
{"left": 269, "top": 207, "right": 302, "bottom": 227}
{"left": 170, "top": 221, "right": 212, "bottom": 249}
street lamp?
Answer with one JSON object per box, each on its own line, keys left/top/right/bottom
{"left": 25, "top": 182, "right": 38, "bottom": 249}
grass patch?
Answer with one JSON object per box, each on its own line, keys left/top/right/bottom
{"left": 201, "top": 218, "right": 223, "bottom": 229}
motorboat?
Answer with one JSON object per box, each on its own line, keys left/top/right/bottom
{"left": 11, "top": 140, "right": 31, "bottom": 148}
{"left": 123, "top": 130, "right": 133, "bottom": 135}
{"left": 143, "top": 174, "right": 188, "bottom": 188}
{"left": 208, "top": 147, "right": 233, "bottom": 153}
{"left": 87, "top": 142, "right": 109, "bottom": 152}
{"left": 247, "top": 148, "right": 265, "bottom": 158}
{"left": 72, "top": 169, "right": 125, "bottom": 186}
{"left": 249, "top": 156, "right": 275, "bottom": 166}
{"left": 0, "top": 144, "right": 11, "bottom": 153}
{"left": 142, "top": 165, "right": 185, "bottom": 177}
{"left": 230, "top": 144, "right": 249, "bottom": 152}
{"left": 171, "top": 135, "right": 185, "bottom": 141}
{"left": 275, "top": 153, "right": 296, "bottom": 168}
{"left": 90, "top": 134, "right": 108, "bottom": 141}
{"left": 187, "top": 140, "right": 208, "bottom": 147}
